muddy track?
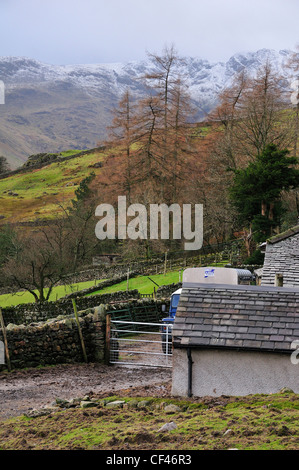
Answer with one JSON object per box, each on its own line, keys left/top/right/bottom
{"left": 0, "top": 363, "right": 172, "bottom": 421}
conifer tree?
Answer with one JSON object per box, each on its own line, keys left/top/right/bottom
{"left": 229, "top": 144, "right": 299, "bottom": 245}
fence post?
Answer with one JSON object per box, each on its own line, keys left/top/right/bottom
{"left": 164, "top": 251, "right": 167, "bottom": 276}
{"left": 72, "top": 299, "right": 88, "bottom": 363}
{"left": 127, "top": 268, "right": 130, "bottom": 291}
{"left": 105, "top": 314, "right": 111, "bottom": 364}
{"left": 0, "top": 308, "right": 11, "bottom": 371}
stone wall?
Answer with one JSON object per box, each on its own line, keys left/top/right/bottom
{"left": 2, "top": 289, "right": 140, "bottom": 326}
{"left": 0, "top": 306, "right": 106, "bottom": 370}
{"left": 2, "top": 274, "right": 177, "bottom": 327}
{"left": 0, "top": 298, "right": 168, "bottom": 370}
{"left": 61, "top": 272, "right": 140, "bottom": 299}
{"left": 59, "top": 259, "right": 167, "bottom": 285}
{"left": 156, "top": 283, "right": 182, "bottom": 298}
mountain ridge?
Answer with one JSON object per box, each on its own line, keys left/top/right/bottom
{"left": 0, "top": 48, "right": 295, "bottom": 168}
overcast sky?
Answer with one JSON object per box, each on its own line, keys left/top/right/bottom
{"left": 1, "top": 0, "right": 299, "bottom": 65}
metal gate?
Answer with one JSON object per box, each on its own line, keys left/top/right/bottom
{"left": 108, "top": 319, "right": 172, "bottom": 368}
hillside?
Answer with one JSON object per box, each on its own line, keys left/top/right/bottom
{"left": 0, "top": 118, "right": 219, "bottom": 229}
{"left": 0, "top": 147, "right": 106, "bottom": 225}
{"left": 0, "top": 49, "right": 294, "bottom": 168}
{"left": 0, "top": 81, "right": 112, "bottom": 169}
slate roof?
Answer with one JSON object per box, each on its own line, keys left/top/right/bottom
{"left": 267, "top": 225, "right": 299, "bottom": 244}
{"left": 261, "top": 229, "right": 299, "bottom": 287}
{"left": 173, "top": 284, "right": 299, "bottom": 354}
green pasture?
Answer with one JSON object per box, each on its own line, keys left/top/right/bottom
{"left": 86, "top": 270, "right": 182, "bottom": 296}
{"left": 0, "top": 271, "right": 181, "bottom": 308}
{"left": 0, "top": 149, "right": 105, "bottom": 224}
{"left": 0, "top": 262, "right": 229, "bottom": 308}
{"left": 87, "top": 261, "right": 228, "bottom": 297}
{"left": 0, "top": 278, "right": 106, "bottom": 308}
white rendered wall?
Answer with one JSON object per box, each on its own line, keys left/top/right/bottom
{"left": 172, "top": 348, "right": 299, "bottom": 397}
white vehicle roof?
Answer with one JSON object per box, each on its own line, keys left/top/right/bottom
{"left": 171, "top": 288, "right": 182, "bottom": 296}
{"left": 182, "top": 267, "right": 253, "bottom": 287}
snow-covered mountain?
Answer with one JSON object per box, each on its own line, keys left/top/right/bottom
{"left": 0, "top": 49, "right": 295, "bottom": 168}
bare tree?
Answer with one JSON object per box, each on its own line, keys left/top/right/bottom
{"left": 144, "top": 44, "right": 184, "bottom": 137}
{"left": 107, "top": 89, "right": 136, "bottom": 203}
{"left": 3, "top": 173, "right": 100, "bottom": 303}
{"left": 236, "top": 62, "right": 292, "bottom": 158}
{"left": 209, "top": 69, "right": 248, "bottom": 169}
{"left": 142, "top": 45, "right": 189, "bottom": 200}
{"left": 210, "top": 62, "right": 294, "bottom": 168}
{"left": 285, "top": 48, "right": 299, "bottom": 216}
{"left": 3, "top": 225, "right": 72, "bottom": 302}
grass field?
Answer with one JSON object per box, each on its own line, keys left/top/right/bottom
{"left": 0, "top": 278, "right": 107, "bottom": 308}
{"left": 85, "top": 261, "right": 229, "bottom": 297}
{"left": 0, "top": 262, "right": 229, "bottom": 308}
{"left": 86, "top": 271, "right": 182, "bottom": 296}
{"left": 0, "top": 271, "right": 180, "bottom": 307}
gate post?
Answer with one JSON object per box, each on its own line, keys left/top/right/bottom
{"left": 0, "top": 308, "right": 11, "bottom": 371}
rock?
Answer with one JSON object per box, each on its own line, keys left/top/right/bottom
{"left": 82, "top": 395, "right": 91, "bottom": 401}
{"left": 24, "top": 408, "right": 52, "bottom": 418}
{"left": 127, "top": 400, "right": 139, "bottom": 408}
{"left": 105, "top": 400, "right": 126, "bottom": 408}
{"left": 137, "top": 400, "right": 151, "bottom": 408}
{"left": 279, "top": 387, "right": 294, "bottom": 394}
{"left": 68, "top": 398, "right": 81, "bottom": 406}
{"left": 55, "top": 398, "right": 69, "bottom": 406}
{"left": 223, "top": 429, "right": 234, "bottom": 437}
{"left": 164, "top": 404, "right": 181, "bottom": 413}
{"left": 80, "top": 401, "right": 98, "bottom": 409}
{"left": 44, "top": 403, "right": 58, "bottom": 411}
{"left": 158, "top": 422, "right": 178, "bottom": 432}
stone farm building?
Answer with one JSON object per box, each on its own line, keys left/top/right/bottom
{"left": 261, "top": 224, "right": 299, "bottom": 287}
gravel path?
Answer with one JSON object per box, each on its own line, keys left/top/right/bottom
{"left": 0, "top": 363, "right": 172, "bottom": 420}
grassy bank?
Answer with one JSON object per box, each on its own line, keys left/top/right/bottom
{"left": 0, "top": 392, "right": 299, "bottom": 450}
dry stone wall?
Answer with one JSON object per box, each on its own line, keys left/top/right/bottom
{"left": 0, "top": 298, "right": 168, "bottom": 370}
{"left": 2, "top": 289, "right": 140, "bottom": 326}
{"left": 0, "top": 306, "right": 106, "bottom": 370}
{"left": 156, "top": 283, "right": 182, "bottom": 298}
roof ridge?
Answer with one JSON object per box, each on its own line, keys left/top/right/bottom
{"left": 267, "top": 224, "right": 299, "bottom": 244}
